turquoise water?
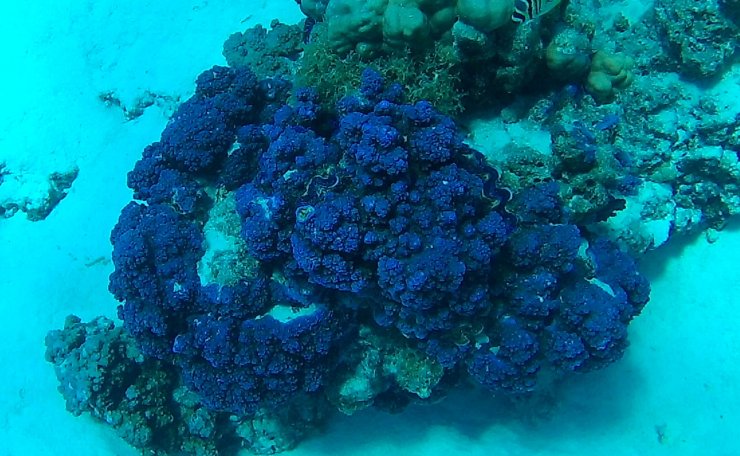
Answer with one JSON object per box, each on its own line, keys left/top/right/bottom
{"left": 1, "top": 1, "right": 738, "bottom": 455}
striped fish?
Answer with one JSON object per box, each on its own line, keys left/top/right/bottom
{"left": 511, "top": 0, "right": 562, "bottom": 23}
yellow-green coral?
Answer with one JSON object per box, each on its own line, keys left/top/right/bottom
{"left": 456, "top": 0, "right": 514, "bottom": 32}
{"left": 383, "top": 4, "right": 431, "bottom": 49}
{"left": 298, "top": 24, "right": 464, "bottom": 114}
{"left": 320, "top": 0, "right": 516, "bottom": 56}
{"left": 325, "top": 0, "right": 388, "bottom": 55}
{"left": 585, "top": 51, "right": 634, "bottom": 103}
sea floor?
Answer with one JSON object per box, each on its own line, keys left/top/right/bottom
{"left": 0, "top": 1, "right": 738, "bottom": 455}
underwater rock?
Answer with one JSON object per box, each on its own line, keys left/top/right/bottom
{"left": 223, "top": 20, "right": 305, "bottom": 80}
{"left": 45, "top": 315, "right": 325, "bottom": 455}
{"left": 0, "top": 164, "right": 78, "bottom": 221}
{"left": 655, "top": 0, "right": 740, "bottom": 79}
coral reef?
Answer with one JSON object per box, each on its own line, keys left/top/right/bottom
{"left": 297, "top": 23, "right": 464, "bottom": 114}
{"left": 584, "top": 51, "right": 634, "bottom": 103}
{"left": 300, "top": 0, "right": 565, "bottom": 57}
{"left": 76, "top": 64, "right": 649, "bottom": 455}
{"left": 48, "top": 0, "right": 740, "bottom": 452}
{"left": 223, "top": 20, "right": 305, "bottom": 80}
{"left": 313, "top": 0, "right": 456, "bottom": 56}
{"left": 481, "top": 0, "right": 740, "bottom": 253}
{"left": 45, "top": 315, "right": 325, "bottom": 455}
{"left": 545, "top": 28, "right": 592, "bottom": 81}
{"left": 655, "top": 0, "right": 739, "bottom": 79}
{"left": 293, "top": 0, "right": 566, "bottom": 111}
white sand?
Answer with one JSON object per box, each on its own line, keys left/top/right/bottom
{"left": 0, "top": 1, "right": 737, "bottom": 455}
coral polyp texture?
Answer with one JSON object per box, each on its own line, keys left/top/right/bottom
{"left": 49, "top": 64, "right": 649, "bottom": 454}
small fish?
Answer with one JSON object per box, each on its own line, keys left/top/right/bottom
{"left": 511, "top": 0, "right": 562, "bottom": 23}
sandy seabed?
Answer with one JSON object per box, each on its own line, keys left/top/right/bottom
{"left": 0, "top": 1, "right": 737, "bottom": 455}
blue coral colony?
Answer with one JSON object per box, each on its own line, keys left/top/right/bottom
{"left": 46, "top": 0, "right": 732, "bottom": 454}
{"left": 123, "top": 62, "right": 643, "bottom": 410}
{"left": 46, "top": 65, "right": 648, "bottom": 452}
